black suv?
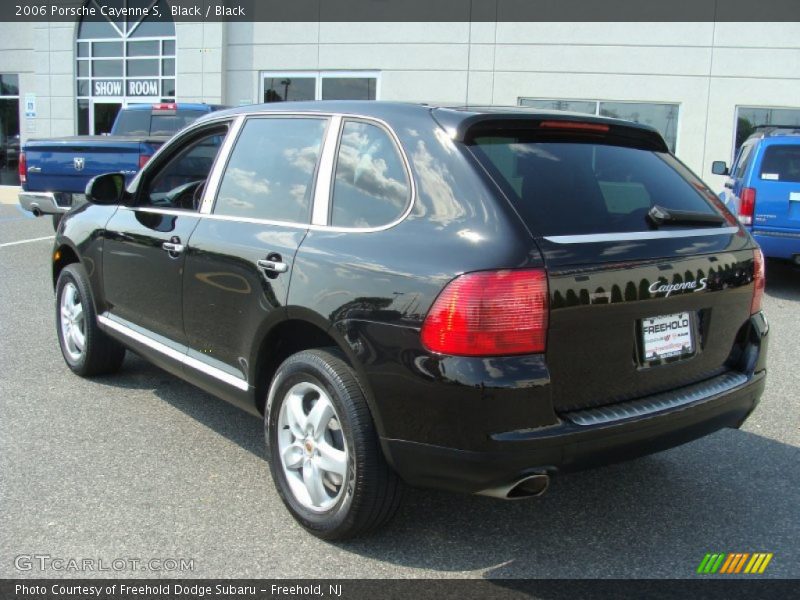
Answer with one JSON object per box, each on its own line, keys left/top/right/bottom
{"left": 52, "top": 102, "right": 768, "bottom": 539}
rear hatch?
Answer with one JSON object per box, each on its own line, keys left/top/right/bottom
{"left": 465, "top": 117, "right": 760, "bottom": 412}
{"left": 752, "top": 141, "right": 800, "bottom": 232}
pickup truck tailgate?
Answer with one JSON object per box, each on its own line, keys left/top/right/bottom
{"left": 24, "top": 136, "right": 164, "bottom": 193}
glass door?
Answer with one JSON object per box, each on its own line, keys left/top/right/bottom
{"left": 90, "top": 99, "right": 123, "bottom": 135}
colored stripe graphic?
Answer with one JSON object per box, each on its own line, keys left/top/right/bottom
{"left": 701, "top": 552, "right": 774, "bottom": 574}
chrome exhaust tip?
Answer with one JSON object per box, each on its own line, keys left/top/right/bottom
{"left": 478, "top": 473, "right": 550, "bottom": 500}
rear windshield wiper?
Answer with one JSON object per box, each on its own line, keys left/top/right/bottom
{"left": 647, "top": 204, "right": 726, "bottom": 228}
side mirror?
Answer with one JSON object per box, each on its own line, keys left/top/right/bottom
{"left": 85, "top": 172, "right": 126, "bottom": 205}
{"left": 711, "top": 161, "right": 729, "bottom": 176}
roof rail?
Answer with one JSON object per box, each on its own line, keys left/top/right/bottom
{"left": 746, "top": 125, "right": 800, "bottom": 140}
{"left": 752, "top": 124, "right": 800, "bottom": 131}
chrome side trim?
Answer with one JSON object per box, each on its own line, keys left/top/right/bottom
{"left": 544, "top": 227, "right": 740, "bottom": 244}
{"left": 200, "top": 115, "right": 245, "bottom": 214}
{"left": 312, "top": 115, "right": 343, "bottom": 226}
{"left": 753, "top": 229, "right": 800, "bottom": 240}
{"left": 563, "top": 371, "right": 748, "bottom": 426}
{"left": 97, "top": 315, "right": 249, "bottom": 391}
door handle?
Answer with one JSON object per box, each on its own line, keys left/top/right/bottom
{"left": 162, "top": 241, "right": 184, "bottom": 254}
{"left": 257, "top": 259, "right": 289, "bottom": 273}
{"left": 27, "top": 166, "right": 42, "bottom": 173}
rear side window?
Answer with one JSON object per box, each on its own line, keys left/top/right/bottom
{"left": 330, "top": 120, "right": 410, "bottom": 228}
{"left": 470, "top": 135, "right": 721, "bottom": 237}
{"left": 760, "top": 145, "right": 800, "bottom": 183}
{"left": 214, "top": 117, "right": 328, "bottom": 223}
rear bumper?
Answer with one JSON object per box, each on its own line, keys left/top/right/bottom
{"left": 753, "top": 230, "right": 800, "bottom": 260}
{"left": 381, "top": 311, "right": 769, "bottom": 496}
{"left": 18, "top": 191, "right": 69, "bottom": 215}
{"left": 384, "top": 369, "right": 765, "bottom": 494}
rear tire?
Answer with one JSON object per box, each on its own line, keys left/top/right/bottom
{"left": 265, "top": 348, "right": 403, "bottom": 540}
{"left": 56, "top": 263, "right": 125, "bottom": 376}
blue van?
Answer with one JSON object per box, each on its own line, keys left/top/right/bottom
{"left": 713, "top": 126, "right": 800, "bottom": 263}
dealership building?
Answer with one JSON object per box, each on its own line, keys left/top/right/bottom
{"left": 1, "top": 10, "right": 800, "bottom": 191}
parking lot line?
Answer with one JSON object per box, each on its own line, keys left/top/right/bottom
{"left": 0, "top": 235, "right": 54, "bottom": 248}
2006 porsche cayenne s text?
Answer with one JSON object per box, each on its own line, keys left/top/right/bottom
{"left": 51, "top": 102, "right": 768, "bottom": 539}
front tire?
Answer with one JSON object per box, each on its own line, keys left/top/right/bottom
{"left": 56, "top": 263, "right": 125, "bottom": 376}
{"left": 265, "top": 348, "right": 403, "bottom": 540}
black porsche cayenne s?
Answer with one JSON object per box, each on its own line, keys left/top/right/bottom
{"left": 51, "top": 102, "right": 768, "bottom": 539}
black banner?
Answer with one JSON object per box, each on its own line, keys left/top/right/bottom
{"left": 2, "top": 0, "right": 800, "bottom": 22}
{"left": 1, "top": 580, "right": 799, "bottom": 600}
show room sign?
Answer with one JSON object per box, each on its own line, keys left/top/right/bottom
{"left": 93, "top": 79, "right": 159, "bottom": 97}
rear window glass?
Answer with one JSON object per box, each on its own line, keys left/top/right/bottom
{"left": 150, "top": 111, "right": 207, "bottom": 136}
{"left": 470, "top": 136, "right": 721, "bottom": 236}
{"left": 760, "top": 145, "right": 800, "bottom": 183}
{"left": 112, "top": 110, "right": 150, "bottom": 136}
{"left": 112, "top": 109, "right": 207, "bottom": 136}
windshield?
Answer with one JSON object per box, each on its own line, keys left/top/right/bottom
{"left": 470, "top": 136, "right": 725, "bottom": 237}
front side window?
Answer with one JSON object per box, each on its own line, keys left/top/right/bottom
{"left": 214, "top": 118, "right": 328, "bottom": 223}
{"left": 139, "top": 128, "right": 226, "bottom": 210}
{"left": 330, "top": 120, "right": 410, "bottom": 228}
{"left": 734, "top": 143, "right": 755, "bottom": 179}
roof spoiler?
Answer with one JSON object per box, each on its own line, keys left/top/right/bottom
{"left": 432, "top": 109, "right": 670, "bottom": 153}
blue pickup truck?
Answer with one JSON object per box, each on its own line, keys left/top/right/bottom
{"left": 19, "top": 103, "right": 224, "bottom": 228}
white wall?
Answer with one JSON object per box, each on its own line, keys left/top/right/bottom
{"left": 175, "top": 22, "right": 225, "bottom": 104}
{"left": 226, "top": 21, "right": 800, "bottom": 189}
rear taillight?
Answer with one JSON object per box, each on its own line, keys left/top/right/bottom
{"left": 152, "top": 102, "right": 177, "bottom": 110}
{"left": 138, "top": 154, "right": 152, "bottom": 169}
{"left": 18, "top": 151, "right": 26, "bottom": 184}
{"left": 751, "top": 248, "right": 765, "bottom": 315}
{"left": 420, "top": 269, "right": 549, "bottom": 356}
{"left": 739, "top": 187, "right": 756, "bottom": 226}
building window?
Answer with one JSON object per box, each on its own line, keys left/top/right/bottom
{"left": 0, "top": 74, "right": 20, "bottom": 186}
{"left": 734, "top": 106, "right": 800, "bottom": 154}
{"left": 76, "top": 0, "right": 175, "bottom": 135}
{"left": 261, "top": 72, "right": 379, "bottom": 103}
{"left": 519, "top": 98, "right": 680, "bottom": 153}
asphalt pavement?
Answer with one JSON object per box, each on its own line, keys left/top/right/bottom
{"left": 1, "top": 203, "right": 797, "bottom": 579}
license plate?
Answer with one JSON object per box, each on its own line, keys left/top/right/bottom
{"left": 641, "top": 312, "right": 694, "bottom": 361}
